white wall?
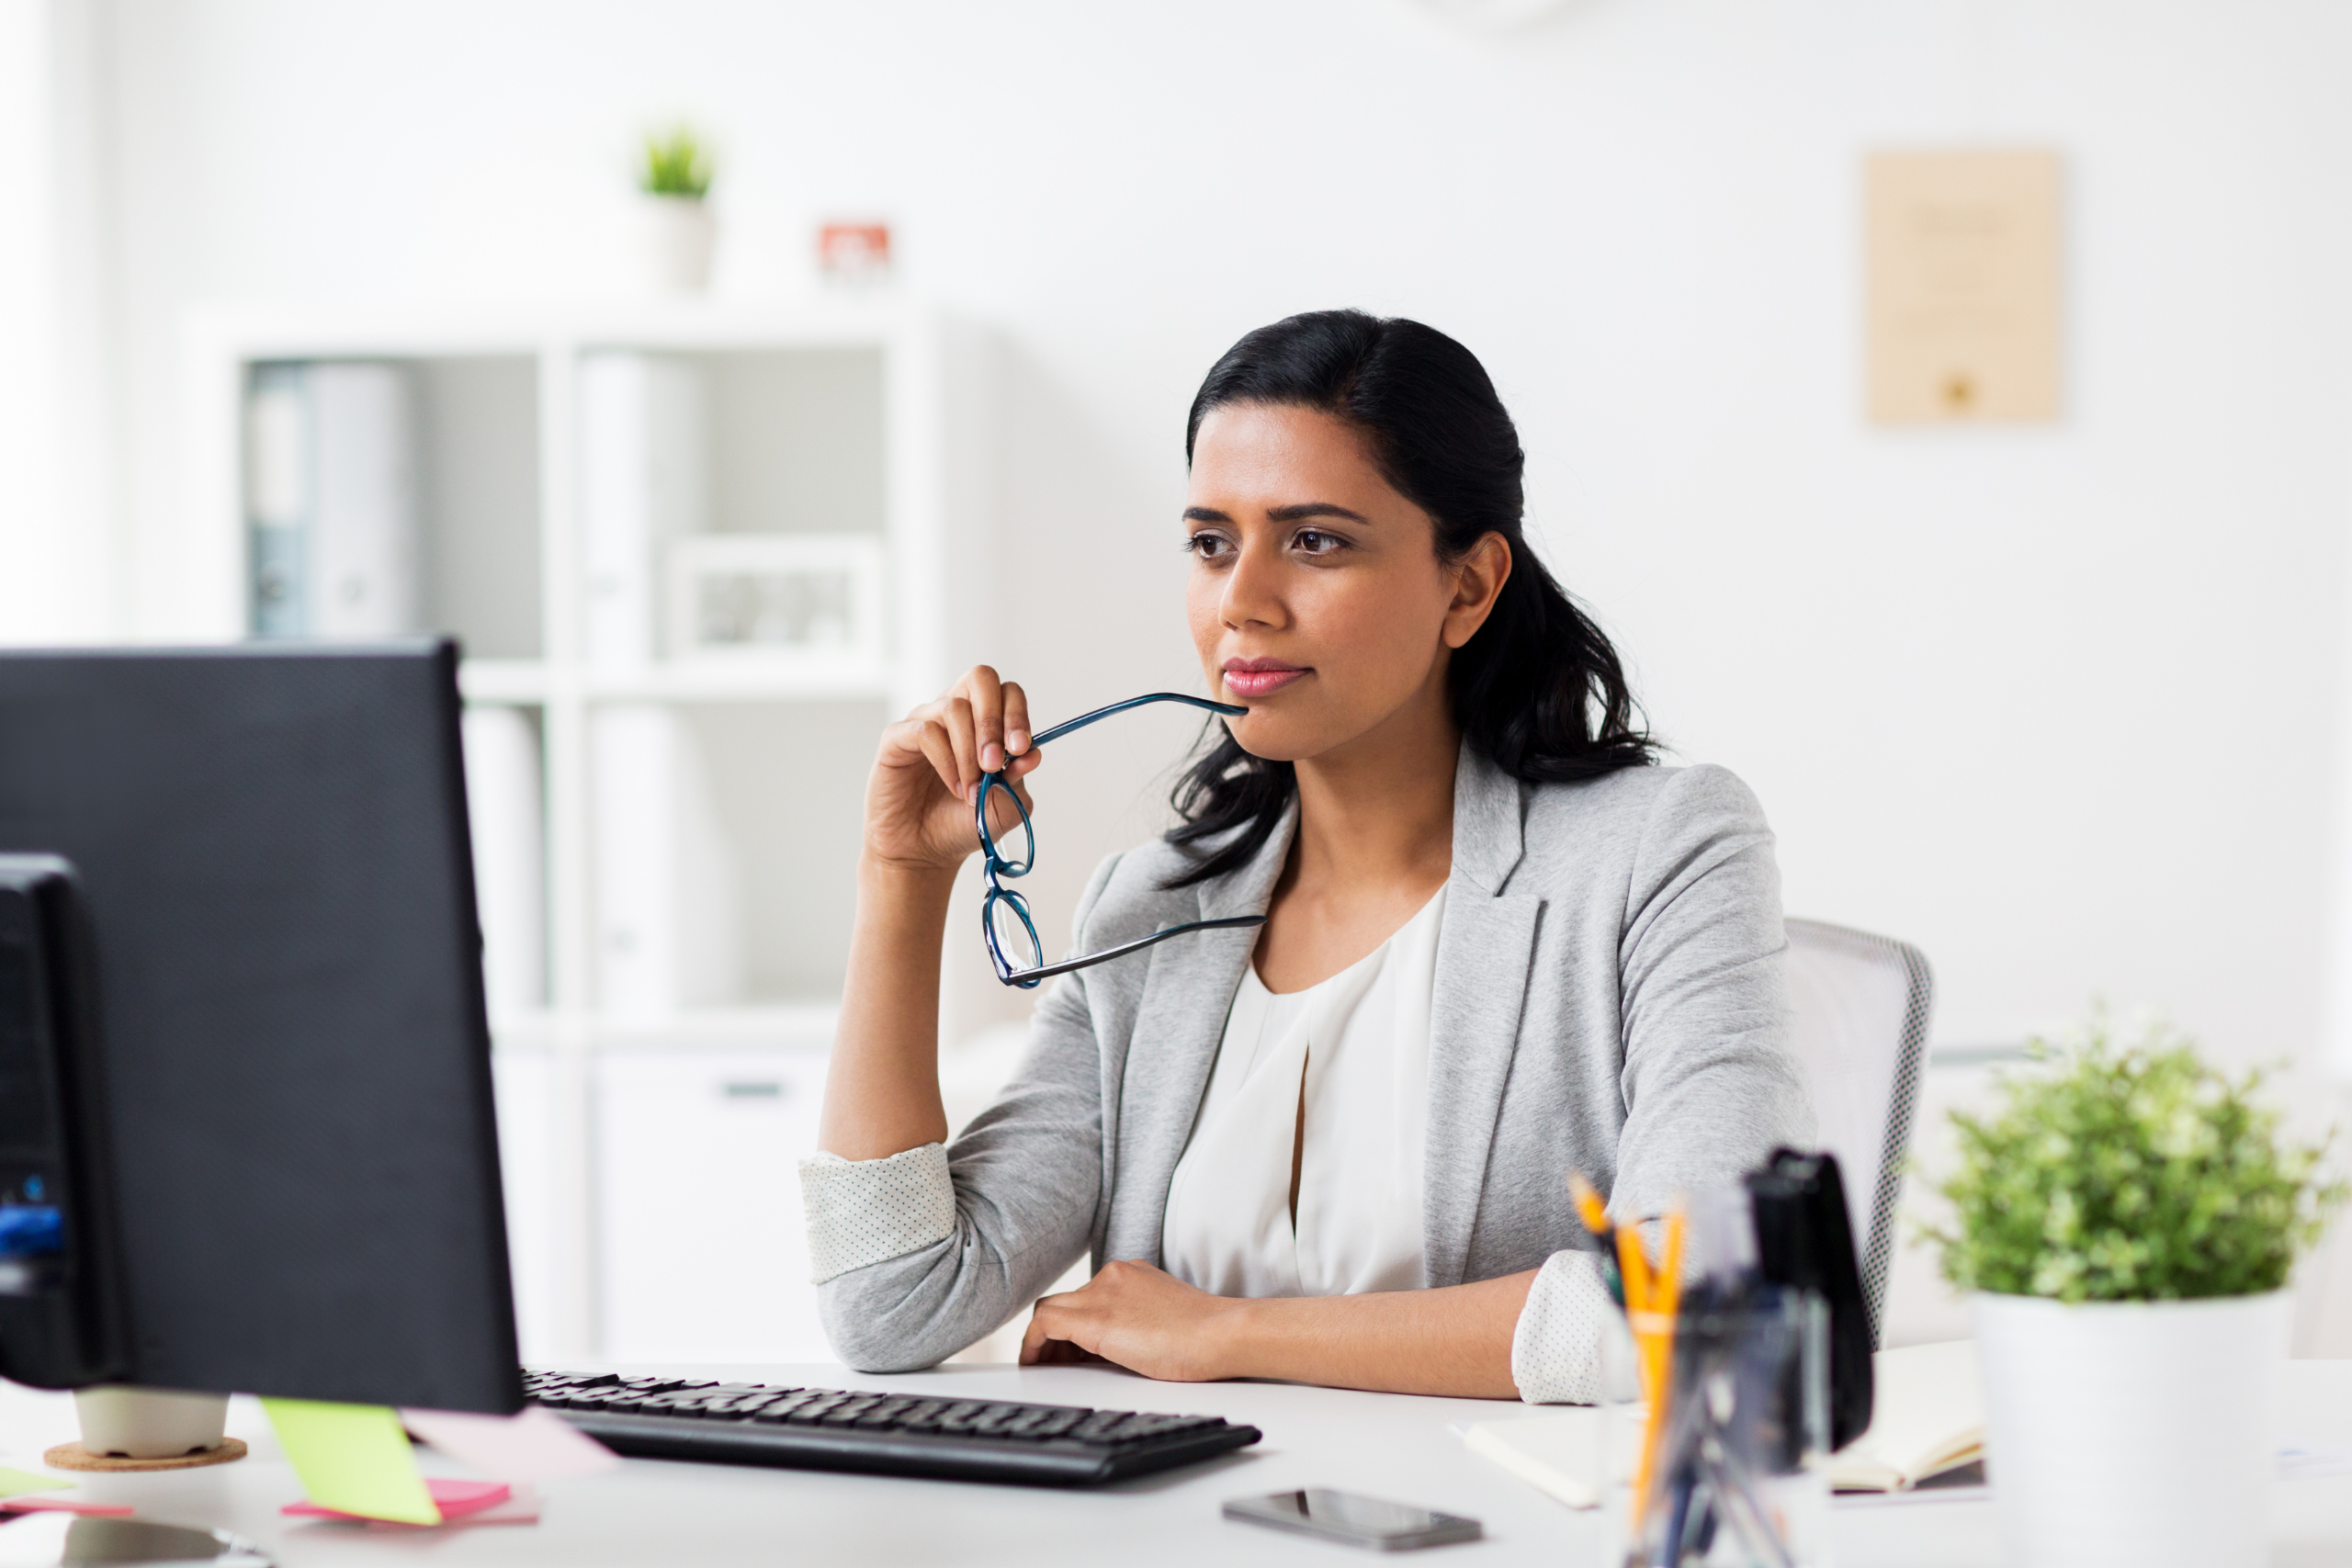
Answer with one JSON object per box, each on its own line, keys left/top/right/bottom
{"left": 87, "top": 0, "right": 2352, "bottom": 1069}
{"left": 0, "top": 0, "right": 120, "bottom": 643}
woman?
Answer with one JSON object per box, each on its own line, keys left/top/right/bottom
{"left": 803, "top": 310, "right": 1811, "bottom": 1403}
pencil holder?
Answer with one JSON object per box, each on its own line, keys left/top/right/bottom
{"left": 1615, "top": 1288, "right": 1832, "bottom": 1568}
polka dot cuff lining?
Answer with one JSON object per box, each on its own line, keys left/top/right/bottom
{"left": 798, "top": 1142, "right": 956, "bottom": 1285}
{"left": 1510, "top": 1248, "right": 1619, "bottom": 1404}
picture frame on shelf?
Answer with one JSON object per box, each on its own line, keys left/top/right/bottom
{"left": 663, "top": 534, "right": 887, "bottom": 672}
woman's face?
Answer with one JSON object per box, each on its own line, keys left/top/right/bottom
{"left": 1183, "top": 402, "right": 1507, "bottom": 764}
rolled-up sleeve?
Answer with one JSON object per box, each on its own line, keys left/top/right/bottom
{"left": 799, "top": 1143, "right": 956, "bottom": 1284}
{"left": 1511, "top": 1250, "right": 1618, "bottom": 1404}
{"left": 797, "top": 855, "right": 1123, "bottom": 1374}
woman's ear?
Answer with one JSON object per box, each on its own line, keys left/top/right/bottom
{"left": 1441, "top": 534, "right": 1513, "bottom": 650}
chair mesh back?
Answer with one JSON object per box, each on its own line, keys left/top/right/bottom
{"left": 1781, "top": 919, "right": 1934, "bottom": 1346}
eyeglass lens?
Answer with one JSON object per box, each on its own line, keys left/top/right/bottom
{"left": 977, "top": 773, "right": 1035, "bottom": 875}
{"left": 985, "top": 891, "right": 1045, "bottom": 975}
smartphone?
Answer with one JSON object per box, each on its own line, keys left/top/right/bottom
{"left": 1223, "top": 1489, "right": 1483, "bottom": 1551}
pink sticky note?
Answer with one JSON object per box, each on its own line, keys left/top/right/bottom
{"left": 286, "top": 1477, "right": 509, "bottom": 1523}
{"left": 1, "top": 1499, "right": 135, "bottom": 1517}
{"left": 366, "top": 1487, "right": 541, "bottom": 1530}
{"left": 400, "top": 1405, "right": 619, "bottom": 1483}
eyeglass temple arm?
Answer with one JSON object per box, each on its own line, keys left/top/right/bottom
{"left": 997, "top": 913, "right": 1266, "bottom": 986}
{"left": 1025, "top": 693, "right": 1247, "bottom": 751}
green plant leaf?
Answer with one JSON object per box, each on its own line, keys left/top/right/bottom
{"left": 1922, "top": 1009, "right": 2346, "bottom": 1302}
{"left": 639, "top": 125, "right": 713, "bottom": 198}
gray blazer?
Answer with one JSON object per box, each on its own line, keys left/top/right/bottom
{"left": 816, "top": 746, "right": 1813, "bottom": 1373}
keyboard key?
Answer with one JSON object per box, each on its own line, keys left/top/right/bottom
{"left": 816, "top": 1396, "right": 886, "bottom": 1427}
{"left": 748, "top": 1393, "right": 823, "bottom": 1424}
{"left": 783, "top": 1394, "right": 853, "bottom": 1426}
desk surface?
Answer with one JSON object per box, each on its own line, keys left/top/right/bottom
{"left": 0, "top": 1360, "right": 2347, "bottom": 1567}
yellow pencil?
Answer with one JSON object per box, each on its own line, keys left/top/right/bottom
{"left": 1627, "top": 1202, "right": 1690, "bottom": 1535}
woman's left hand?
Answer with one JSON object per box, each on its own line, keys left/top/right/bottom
{"left": 1018, "top": 1260, "right": 1249, "bottom": 1381}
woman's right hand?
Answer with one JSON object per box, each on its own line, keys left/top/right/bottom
{"left": 862, "top": 665, "right": 1043, "bottom": 874}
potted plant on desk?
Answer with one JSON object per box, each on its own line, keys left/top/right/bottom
{"left": 635, "top": 124, "right": 716, "bottom": 292}
{"left": 1926, "top": 1012, "right": 2343, "bottom": 1568}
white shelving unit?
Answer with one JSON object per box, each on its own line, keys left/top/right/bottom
{"left": 183, "top": 301, "right": 978, "bottom": 1363}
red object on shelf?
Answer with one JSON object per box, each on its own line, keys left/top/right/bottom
{"left": 818, "top": 221, "right": 891, "bottom": 281}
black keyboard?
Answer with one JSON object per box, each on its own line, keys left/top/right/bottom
{"left": 526, "top": 1370, "right": 1262, "bottom": 1486}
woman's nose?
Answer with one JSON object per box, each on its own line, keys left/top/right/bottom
{"left": 1221, "top": 539, "right": 1288, "bottom": 630}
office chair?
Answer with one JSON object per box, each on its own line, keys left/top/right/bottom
{"left": 1781, "top": 918, "right": 1934, "bottom": 1347}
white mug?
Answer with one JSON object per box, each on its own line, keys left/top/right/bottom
{"left": 74, "top": 1386, "right": 230, "bottom": 1459}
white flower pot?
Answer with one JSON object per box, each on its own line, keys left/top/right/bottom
{"left": 1974, "top": 1289, "right": 2290, "bottom": 1568}
{"left": 74, "top": 1386, "right": 230, "bottom": 1459}
{"left": 637, "top": 195, "right": 715, "bottom": 294}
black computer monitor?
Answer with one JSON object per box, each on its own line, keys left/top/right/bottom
{"left": 0, "top": 642, "right": 520, "bottom": 1413}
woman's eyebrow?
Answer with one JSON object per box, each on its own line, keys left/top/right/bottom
{"left": 1181, "top": 502, "right": 1374, "bottom": 525}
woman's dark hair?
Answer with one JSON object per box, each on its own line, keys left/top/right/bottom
{"left": 1165, "top": 309, "right": 1655, "bottom": 887}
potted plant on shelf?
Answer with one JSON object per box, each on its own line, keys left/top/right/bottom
{"left": 1926, "top": 1012, "right": 2343, "bottom": 1568}
{"left": 636, "top": 125, "right": 716, "bottom": 293}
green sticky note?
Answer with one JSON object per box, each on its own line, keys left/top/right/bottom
{"left": 0, "top": 1468, "right": 68, "bottom": 1499}
{"left": 262, "top": 1399, "right": 439, "bottom": 1525}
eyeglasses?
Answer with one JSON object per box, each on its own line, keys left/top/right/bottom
{"left": 977, "top": 693, "right": 1268, "bottom": 989}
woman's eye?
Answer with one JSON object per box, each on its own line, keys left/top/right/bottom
{"left": 1186, "top": 532, "right": 1234, "bottom": 559}
{"left": 1293, "top": 529, "right": 1341, "bottom": 556}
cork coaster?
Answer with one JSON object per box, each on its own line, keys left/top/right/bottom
{"left": 41, "top": 1438, "right": 247, "bottom": 1472}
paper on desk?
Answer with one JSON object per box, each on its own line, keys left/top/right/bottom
{"left": 262, "top": 1399, "right": 440, "bottom": 1526}
{"left": 286, "top": 1477, "right": 507, "bottom": 1524}
{"left": 1456, "top": 1411, "right": 1602, "bottom": 1509}
{"left": 366, "top": 1485, "right": 541, "bottom": 1531}
{"left": 0, "top": 1471, "right": 66, "bottom": 1502}
{"left": 401, "top": 1404, "right": 617, "bottom": 1482}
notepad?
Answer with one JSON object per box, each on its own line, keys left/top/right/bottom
{"left": 0, "top": 1499, "right": 132, "bottom": 1517}
{"left": 400, "top": 1405, "right": 616, "bottom": 1482}
{"left": 1462, "top": 1342, "right": 1987, "bottom": 1506}
{"left": 263, "top": 1398, "right": 441, "bottom": 1526}
{"left": 1459, "top": 1410, "right": 1604, "bottom": 1509}
{"left": 1824, "top": 1340, "right": 1984, "bottom": 1494}
{"left": 284, "top": 1477, "right": 509, "bottom": 1524}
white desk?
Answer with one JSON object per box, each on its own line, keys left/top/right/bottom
{"left": 1, "top": 1361, "right": 2347, "bottom": 1566}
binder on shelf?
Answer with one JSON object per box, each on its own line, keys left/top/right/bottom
{"left": 580, "top": 354, "right": 709, "bottom": 668}
{"left": 589, "top": 705, "right": 741, "bottom": 1017}
{"left": 242, "top": 362, "right": 422, "bottom": 639}
{"left": 460, "top": 706, "right": 548, "bottom": 1015}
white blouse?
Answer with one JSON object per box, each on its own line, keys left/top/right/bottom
{"left": 1160, "top": 886, "right": 1447, "bottom": 1298}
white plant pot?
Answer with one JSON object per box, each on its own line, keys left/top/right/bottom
{"left": 637, "top": 195, "right": 715, "bottom": 294}
{"left": 1974, "top": 1289, "right": 2290, "bottom": 1568}
{"left": 74, "top": 1386, "right": 231, "bottom": 1459}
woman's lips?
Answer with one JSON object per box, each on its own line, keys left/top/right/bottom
{"left": 1222, "top": 660, "right": 1307, "bottom": 698}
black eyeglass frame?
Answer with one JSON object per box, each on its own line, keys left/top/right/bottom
{"left": 975, "top": 693, "right": 1267, "bottom": 988}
